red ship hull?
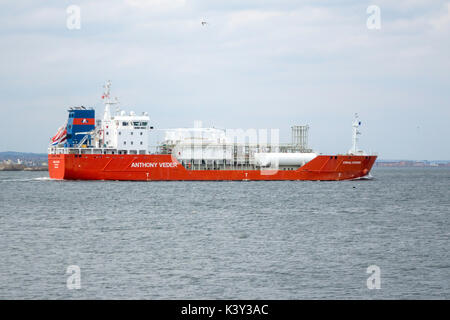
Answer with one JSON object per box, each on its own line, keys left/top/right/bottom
{"left": 48, "top": 154, "right": 377, "bottom": 181}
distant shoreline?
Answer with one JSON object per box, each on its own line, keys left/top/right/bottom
{"left": 375, "top": 161, "right": 450, "bottom": 168}
{"left": 0, "top": 165, "right": 48, "bottom": 172}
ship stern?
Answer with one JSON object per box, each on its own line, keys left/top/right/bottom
{"left": 48, "top": 154, "right": 66, "bottom": 180}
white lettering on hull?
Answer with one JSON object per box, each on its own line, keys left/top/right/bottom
{"left": 131, "top": 162, "right": 178, "bottom": 168}
{"left": 53, "top": 160, "right": 60, "bottom": 169}
{"left": 342, "top": 161, "right": 361, "bottom": 165}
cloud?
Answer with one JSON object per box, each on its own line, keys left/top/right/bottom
{"left": 227, "top": 10, "right": 282, "bottom": 29}
{"left": 430, "top": 2, "right": 450, "bottom": 30}
{"left": 125, "top": 0, "right": 186, "bottom": 11}
{"left": 0, "top": 1, "right": 449, "bottom": 158}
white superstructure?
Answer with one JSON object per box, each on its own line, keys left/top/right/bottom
{"left": 96, "top": 80, "right": 151, "bottom": 154}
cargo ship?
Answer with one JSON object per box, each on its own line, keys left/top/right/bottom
{"left": 48, "top": 81, "right": 377, "bottom": 181}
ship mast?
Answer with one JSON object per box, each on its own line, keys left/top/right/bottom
{"left": 350, "top": 113, "right": 362, "bottom": 155}
{"left": 102, "top": 80, "right": 119, "bottom": 121}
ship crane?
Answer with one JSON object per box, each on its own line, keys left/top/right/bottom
{"left": 74, "top": 130, "right": 96, "bottom": 147}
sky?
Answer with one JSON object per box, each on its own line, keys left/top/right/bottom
{"left": 0, "top": 0, "right": 449, "bottom": 160}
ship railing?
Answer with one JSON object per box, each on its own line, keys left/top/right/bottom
{"left": 155, "top": 142, "right": 312, "bottom": 154}
{"left": 48, "top": 147, "right": 150, "bottom": 155}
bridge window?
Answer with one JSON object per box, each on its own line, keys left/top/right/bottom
{"left": 124, "top": 141, "right": 126, "bottom": 145}
{"left": 122, "top": 122, "right": 128, "bottom": 126}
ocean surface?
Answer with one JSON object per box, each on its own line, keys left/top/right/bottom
{"left": 0, "top": 167, "right": 449, "bottom": 299}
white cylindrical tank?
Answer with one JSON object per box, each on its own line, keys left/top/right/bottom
{"left": 254, "top": 152, "right": 317, "bottom": 166}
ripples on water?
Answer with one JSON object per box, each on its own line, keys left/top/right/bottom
{"left": 0, "top": 168, "right": 449, "bottom": 299}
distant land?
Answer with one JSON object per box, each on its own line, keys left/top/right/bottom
{"left": 375, "top": 160, "right": 450, "bottom": 167}
{"left": 0, "top": 151, "right": 48, "bottom": 171}
{"left": 0, "top": 151, "right": 449, "bottom": 171}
